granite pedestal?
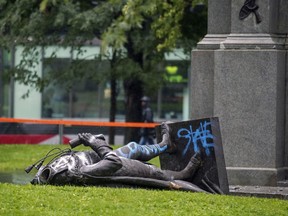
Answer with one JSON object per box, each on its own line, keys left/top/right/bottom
{"left": 191, "top": 0, "right": 288, "bottom": 186}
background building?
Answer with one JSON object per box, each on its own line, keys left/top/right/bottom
{"left": 0, "top": 45, "right": 190, "bottom": 122}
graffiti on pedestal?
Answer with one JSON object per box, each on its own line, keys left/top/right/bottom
{"left": 177, "top": 121, "right": 215, "bottom": 157}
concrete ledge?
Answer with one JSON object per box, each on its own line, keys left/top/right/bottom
{"left": 227, "top": 167, "right": 286, "bottom": 186}
{"left": 229, "top": 185, "right": 288, "bottom": 200}
{"left": 196, "top": 34, "right": 229, "bottom": 49}
{"left": 221, "top": 33, "right": 287, "bottom": 49}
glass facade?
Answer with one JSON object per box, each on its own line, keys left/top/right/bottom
{"left": 1, "top": 46, "right": 190, "bottom": 122}
{"left": 158, "top": 60, "right": 190, "bottom": 120}
{"left": 41, "top": 58, "right": 121, "bottom": 119}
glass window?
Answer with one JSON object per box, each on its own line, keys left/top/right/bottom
{"left": 42, "top": 58, "right": 190, "bottom": 121}
{"left": 150, "top": 60, "right": 190, "bottom": 121}
{"left": 42, "top": 58, "right": 111, "bottom": 119}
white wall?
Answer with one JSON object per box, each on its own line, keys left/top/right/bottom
{"left": 14, "top": 46, "right": 42, "bottom": 118}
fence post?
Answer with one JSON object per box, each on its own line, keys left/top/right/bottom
{"left": 59, "top": 124, "right": 64, "bottom": 144}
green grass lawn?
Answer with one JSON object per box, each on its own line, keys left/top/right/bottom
{"left": 0, "top": 145, "right": 288, "bottom": 216}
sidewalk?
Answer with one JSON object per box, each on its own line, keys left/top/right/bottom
{"left": 229, "top": 185, "right": 288, "bottom": 200}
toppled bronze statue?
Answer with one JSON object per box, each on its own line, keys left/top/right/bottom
{"left": 26, "top": 120, "right": 227, "bottom": 194}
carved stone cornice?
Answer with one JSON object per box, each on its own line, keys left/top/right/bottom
{"left": 220, "top": 33, "right": 287, "bottom": 50}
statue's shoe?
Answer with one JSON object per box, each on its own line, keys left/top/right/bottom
{"left": 161, "top": 122, "right": 177, "bottom": 154}
{"left": 185, "top": 152, "right": 202, "bottom": 175}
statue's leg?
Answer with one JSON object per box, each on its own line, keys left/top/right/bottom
{"left": 113, "top": 141, "right": 167, "bottom": 161}
{"left": 162, "top": 153, "right": 201, "bottom": 180}
{"left": 114, "top": 122, "right": 175, "bottom": 161}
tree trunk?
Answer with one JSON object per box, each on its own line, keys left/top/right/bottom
{"left": 108, "top": 51, "right": 117, "bottom": 145}
{"left": 108, "top": 78, "right": 117, "bottom": 145}
{"left": 123, "top": 33, "right": 144, "bottom": 143}
{"left": 124, "top": 78, "right": 143, "bottom": 143}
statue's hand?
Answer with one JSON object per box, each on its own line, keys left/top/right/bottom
{"left": 78, "top": 133, "right": 97, "bottom": 146}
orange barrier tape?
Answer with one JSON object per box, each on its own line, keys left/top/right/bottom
{"left": 0, "top": 117, "right": 159, "bottom": 128}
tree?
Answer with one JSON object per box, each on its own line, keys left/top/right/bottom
{"left": 0, "top": 0, "right": 207, "bottom": 142}
{"left": 100, "top": 0, "right": 207, "bottom": 142}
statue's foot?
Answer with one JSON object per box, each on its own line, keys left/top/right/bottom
{"left": 161, "top": 122, "right": 176, "bottom": 153}
{"left": 191, "top": 152, "right": 202, "bottom": 164}
{"left": 186, "top": 152, "right": 202, "bottom": 173}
